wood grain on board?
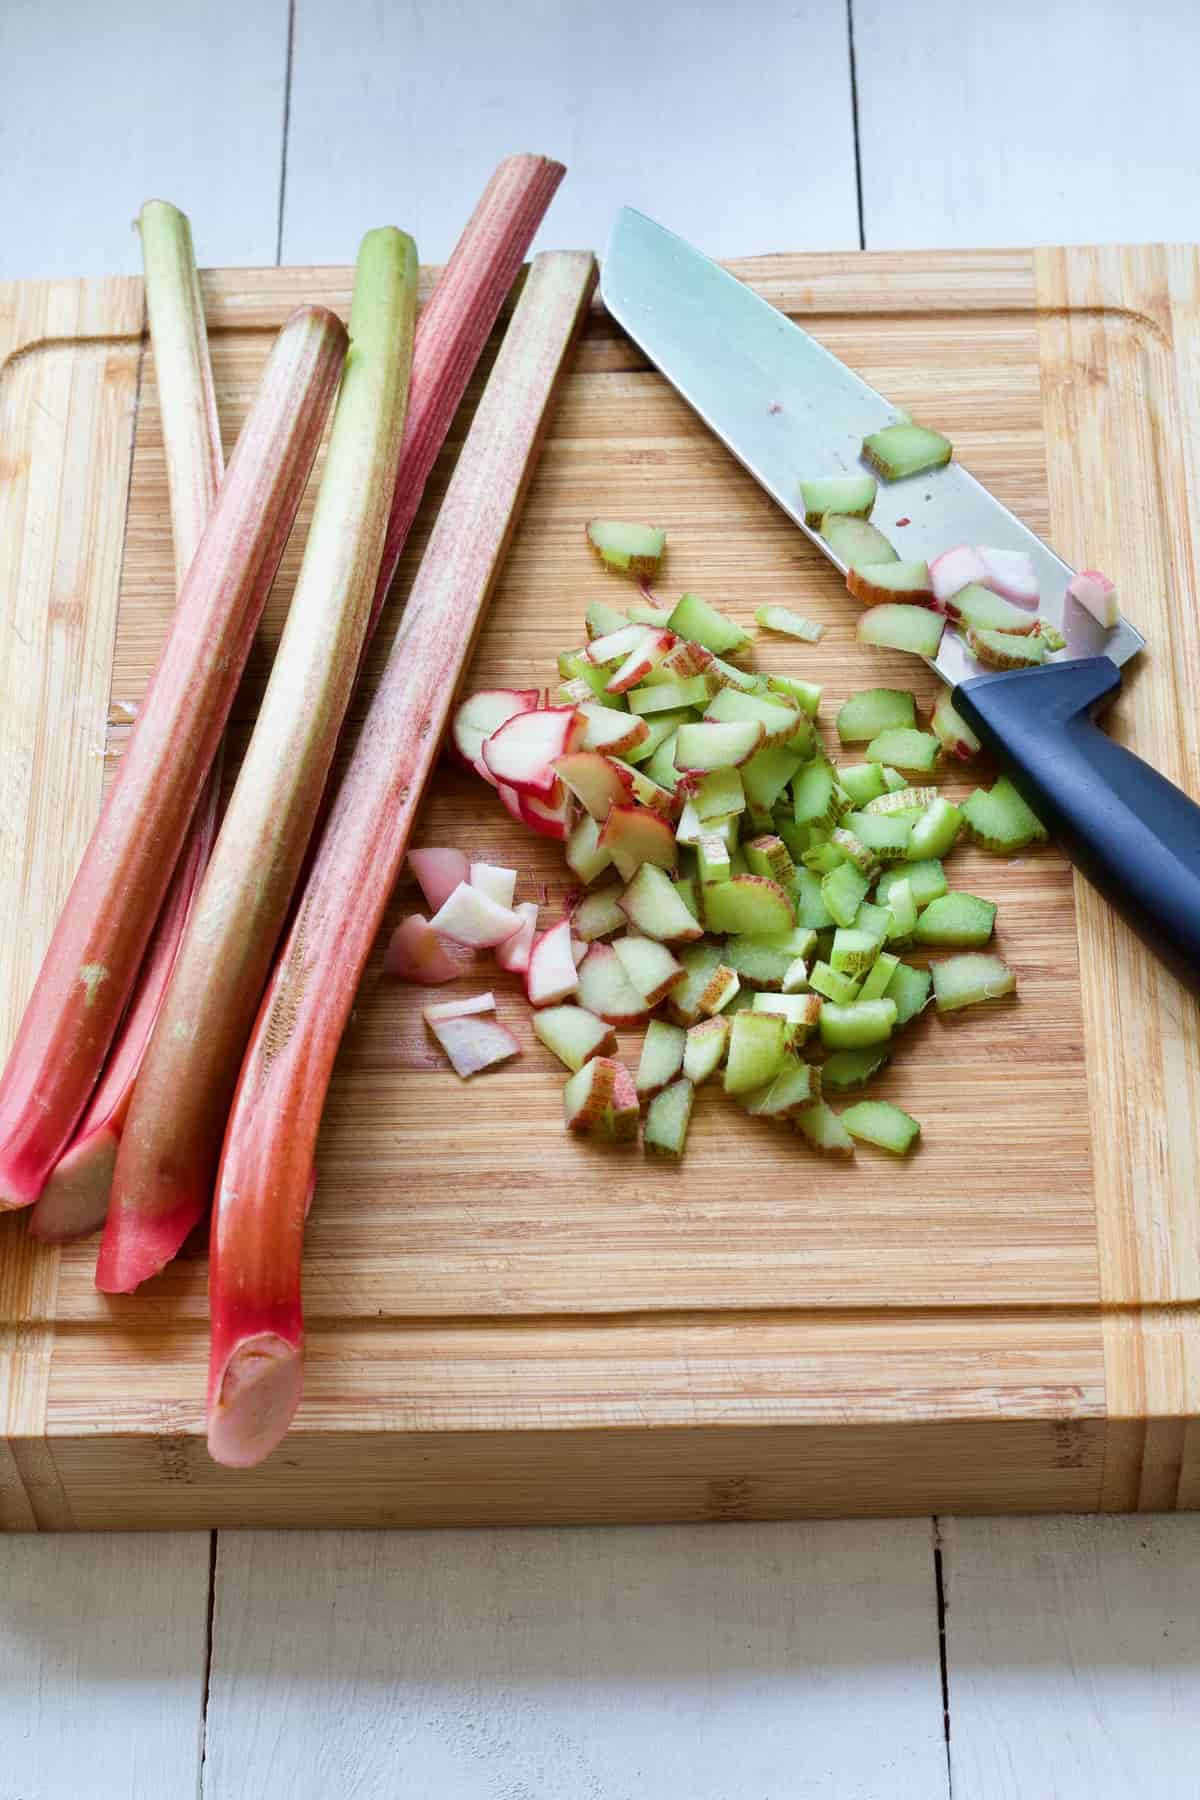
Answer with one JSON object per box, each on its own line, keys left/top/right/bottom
{"left": 1, "top": 247, "right": 1197, "bottom": 1526}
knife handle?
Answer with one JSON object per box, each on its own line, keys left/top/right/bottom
{"left": 953, "top": 656, "right": 1200, "bottom": 993}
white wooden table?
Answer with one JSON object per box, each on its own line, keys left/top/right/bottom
{"left": 4, "top": 3, "right": 1200, "bottom": 1794}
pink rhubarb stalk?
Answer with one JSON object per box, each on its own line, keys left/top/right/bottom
{"left": 367, "top": 152, "right": 566, "bottom": 639}
{"left": 97, "top": 228, "right": 420, "bottom": 1294}
{"left": 32, "top": 199, "right": 225, "bottom": 1242}
{"left": 207, "top": 250, "right": 597, "bottom": 1468}
{"left": 0, "top": 305, "right": 346, "bottom": 1212}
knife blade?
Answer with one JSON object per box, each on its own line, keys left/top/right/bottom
{"left": 600, "top": 206, "right": 1144, "bottom": 685}
{"left": 599, "top": 208, "right": 1200, "bottom": 994}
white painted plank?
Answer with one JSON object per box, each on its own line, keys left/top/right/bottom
{"left": 0, "top": 0, "right": 289, "bottom": 279}
{"left": 942, "top": 1514, "right": 1200, "bottom": 1800}
{"left": 280, "top": 0, "right": 860, "bottom": 266}
{"left": 854, "top": 0, "right": 1200, "bottom": 248}
{"left": 0, "top": 1532, "right": 210, "bottom": 1799}
{"left": 205, "top": 1521, "right": 947, "bottom": 1799}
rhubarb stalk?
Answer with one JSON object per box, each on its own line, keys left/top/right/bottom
{"left": 31, "top": 199, "right": 225, "bottom": 1242}
{"left": 97, "top": 228, "right": 420, "bottom": 1293}
{"left": 367, "top": 153, "right": 566, "bottom": 639}
{"left": 207, "top": 250, "right": 597, "bottom": 1468}
{"left": 0, "top": 305, "right": 346, "bottom": 1211}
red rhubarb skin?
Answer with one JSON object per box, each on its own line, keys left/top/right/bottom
{"left": 28, "top": 783, "right": 218, "bottom": 1241}
{"left": 0, "top": 308, "right": 346, "bottom": 1212}
{"left": 208, "top": 251, "right": 596, "bottom": 1465}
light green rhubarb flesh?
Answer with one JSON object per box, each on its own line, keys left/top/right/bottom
{"left": 755, "top": 605, "right": 823, "bottom": 642}
{"left": 794, "top": 1101, "right": 854, "bottom": 1156}
{"left": 820, "top": 513, "right": 897, "bottom": 566}
{"left": 878, "top": 858, "right": 948, "bottom": 909}
{"left": 666, "top": 592, "right": 750, "bottom": 655}
{"left": 586, "top": 519, "right": 666, "bottom": 574}
{"left": 913, "top": 892, "right": 996, "bottom": 947}
{"left": 885, "top": 960, "right": 933, "bottom": 1026}
{"left": 857, "top": 604, "right": 945, "bottom": 658}
{"left": 723, "top": 1011, "right": 788, "bottom": 1095}
{"left": 836, "top": 688, "right": 915, "bottom": 743}
{"left": 683, "top": 1017, "right": 729, "bottom": 1084}
{"left": 862, "top": 422, "right": 952, "bottom": 481}
{"left": 865, "top": 728, "right": 939, "bottom": 774}
{"left": 840, "top": 1098, "right": 920, "bottom": 1154}
{"left": 961, "top": 778, "right": 1048, "bottom": 853}
{"left": 644, "top": 1078, "right": 695, "bottom": 1156}
{"left": 932, "top": 953, "right": 1016, "bottom": 1012}
{"left": 819, "top": 999, "right": 897, "bottom": 1050}
{"left": 821, "top": 862, "right": 869, "bottom": 928}
{"left": 799, "top": 474, "right": 876, "bottom": 526}
{"left": 636, "top": 1018, "right": 686, "bottom": 1098}
{"left": 821, "top": 1046, "right": 890, "bottom": 1090}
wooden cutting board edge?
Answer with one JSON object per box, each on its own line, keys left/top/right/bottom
{"left": 1, "top": 247, "right": 1198, "bottom": 1528}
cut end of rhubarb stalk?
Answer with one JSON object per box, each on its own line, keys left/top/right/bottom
{"left": 27, "top": 1125, "right": 118, "bottom": 1242}
{"left": 207, "top": 1333, "right": 304, "bottom": 1469}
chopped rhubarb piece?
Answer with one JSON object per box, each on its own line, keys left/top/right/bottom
{"left": 533, "top": 1004, "right": 616, "bottom": 1071}
{"left": 794, "top": 1101, "right": 854, "bottom": 1157}
{"left": 644, "top": 1078, "right": 695, "bottom": 1157}
{"left": 865, "top": 728, "right": 939, "bottom": 774}
{"left": 422, "top": 992, "right": 496, "bottom": 1023}
{"left": 577, "top": 703, "right": 649, "bottom": 757}
{"left": 519, "top": 780, "right": 575, "bottom": 841}
{"left": 820, "top": 513, "right": 898, "bottom": 567}
{"left": 977, "top": 546, "right": 1038, "bottom": 605}
{"left": 586, "top": 519, "right": 666, "bottom": 574}
{"left": 586, "top": 622, "right": 652, "bottom": 666}
{"left": 526, "top": 919, "right": 580, "bottom": 1006}
{"left": 566, "top": 812, "right": 614, "bottom": 885}
{"left": 452, "top": 689, "right": 540, "bottom": 774}
{"left": 846, "top": 559, "right": 934, "bottom": 605}
{"left": 554, "top": 750, "right": 636, "bottom": 820}
{"left": 840, "top": 1099, "right": 920, "bottom": 1154}
{"left": 408, "top": 846, "right": 470, "bottom": 911}
{"left": 469, "top": 863, "right": 517, "bottom": 909}
{"left": 754, "top": 605, "right": 824, "bottom": 642}
{"left": 913, "top": 892, "right": 997, "bottom": 947}
{"left": 613, "top": 935, "right": 685, "bottom": 1007}
{"left": 952, "top": 585, "right": 1040, "bottom": 634}
{"left": 430, "top": 882, "right": 524, "bottom": 949}
{"left": 575, "top": 942, "right": 652, "bottom": 1026}
{"left": 428, "top": 1014, "right": 521, "bottom": 1079}
{"left": 931, "top": 689, "right": 982, "bottom": 760}
{"left": 1067, "top": 568, "right": 1119, "bottom": 629}
{"left": 837, "top": 689, "right": 916, "bottom": 743}
{"left": 862, "top": 422, "right": 952, "bottom": 480}
{"left": 799, "top": 473, "right": 876, "bottom": 526}
{"left": 606, "top": 628, "right": 677, "bottom": 693}
{"left": 683, "top": 1016, "right": 730, "bottom": 1084}
{"left": 931, "top": 952, "right": 1017, "bottom": 1011}
{"left": 674, "top": 720, "right": 764, "bottom": 772}
{"left": 961, "top": 778, "right": 1048, "bottom": 852}
{"left": 569, "top": 885, "right": 627, "bottom": 941}
{"left": 966, "top": 627, "right": 1048, "bottom": 669}
{"left": 483, "top": 705, "right": 584, "bottom": 796}
{"left": 597, "top": 804, "right": 678, "bottom": 882}
{"left": 665, "top": 592, "right": 750, "bottom": 656}
{"left": 618, "top": 863, "right": 704, "bottom": 943}
{"left": 495, "top": 901, "right": 539, "bottom": 974}
{"left": 562, "top": 1056, "right": 639, "bottom": 1141}
{"left": 383, "top": 914, "right": 460, "bottom": 984}
{"left": 636, "top": 1019, "right": 687, "bottom": 1100}
{"left": 857, "top": 603, "right": 945, "bottom": 658}
{"left": 929, "top": 544, "right": 987, "bottom": 605}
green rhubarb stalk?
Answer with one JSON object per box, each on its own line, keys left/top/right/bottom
{"left": 31, "top": 199, "right": 225, "bottom": 1242}
{"left": 0, "top": 304, "right": 346, "bottom": 1214}
{"left": 205, "top": 251, "right": 597, "bottom": 1468}
{"left": 98, "top": 228, "right": 420, "bottom": 1292}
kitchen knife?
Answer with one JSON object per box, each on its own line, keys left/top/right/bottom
{"left": 600, "top": 207, "right": 1200, "bottom": 992}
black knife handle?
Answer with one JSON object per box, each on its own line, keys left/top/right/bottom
{"left": 953, "top": 657, "right": 1200, "bottom": 993}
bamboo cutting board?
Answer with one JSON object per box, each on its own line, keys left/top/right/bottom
{"left": 2, "top": 248, "right": 1199, "bottom": 1530}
